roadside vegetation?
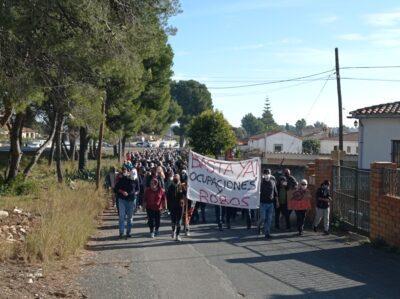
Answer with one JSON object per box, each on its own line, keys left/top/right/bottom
{"left": 0, "top": 160, "right": 116, "bottom": 263}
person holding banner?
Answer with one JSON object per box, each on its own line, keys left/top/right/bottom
{"left": 167, "top": 174, "right": 184, "bottom": 242}
{"left": 288, "top": 179, "right": 311, "bottom": 236}
{"left": 259, "top": 169, "right": 279, "bottom": 239}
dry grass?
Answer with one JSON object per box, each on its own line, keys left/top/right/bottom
{"left": 0, "top": 160, "right": 111, "bottom": 263}
{"left": 23, "top": 182, "right": 107, "bottom": 262}
{"left": 0, "top": 242, "right": 17, "bottom": 261}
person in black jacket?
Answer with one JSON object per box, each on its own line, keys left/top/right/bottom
{"left": 313, "top": 180, "right": 332, "bottom": 234}
{"left": 115, "top": 167, "right": 139, "bottom": 239}
{"left": 259, "top": 169, "right": 279, "bottom": 239}
{"left": 167, "top": 174, "right": 184, "bottom": 241}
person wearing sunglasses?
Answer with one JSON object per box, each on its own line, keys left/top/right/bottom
{"left": 288, "top": 179, "right": 311, "bottom": 236}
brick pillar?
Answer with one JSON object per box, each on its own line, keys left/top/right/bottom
{"left": 370, "top": 162, "right": 397, "bottom": 243}
{"left": 306, "top": 159, "right": 333, "bottom": 223}
{"left": 315, "top": 158, "right": 333, "bottom": 187}
{"left": 306, "top": 162, "right": 316, "bottom": 186}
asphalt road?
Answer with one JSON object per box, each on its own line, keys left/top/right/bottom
{"left": 79, "top": 207, "right": 400, "bottom": 299}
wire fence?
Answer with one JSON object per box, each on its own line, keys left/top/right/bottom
{"left": 382, "top": 168, "right": 400, "bottom": 198}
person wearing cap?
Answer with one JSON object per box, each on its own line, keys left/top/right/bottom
{"left": 144, "top": 178, "right": 167, "bottom": 238}
{"left": 114, "top": 166, "right": 139, "bottom": 239}
{"left": 259, "top": 168, "right": 279, "bottom": 239}
{"left": 313, "top": 180, "right": 332, "bottom": 235}
{"left": 288, "top": 179, "right": 312, "bottom": 236}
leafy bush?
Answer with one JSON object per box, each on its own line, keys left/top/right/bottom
{"left": 0, "top": 175, "right": 39, "bottom": 196}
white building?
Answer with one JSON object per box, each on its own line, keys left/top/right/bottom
{"left": 320, "top": 132, "right": 359, "bottom": 155}
{"left": 248, "top": 131, "right": 302, "bottom": 154}
{"left": 349, "top": 101, "right": 400, "bottom": 169}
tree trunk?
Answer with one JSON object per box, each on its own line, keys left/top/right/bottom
{"left": 121, "top": 135, "right": 127, "bottom": 160}
{"left": 78, "top": 126, "right": 89, "bottom": 171}
{"left": 69, "top": 136, "right": 77, "bottom": 161}
{"left": 48, "top": 139, "right": 55, "bottom": 166}
{"left": 117, "top": 138, "right": 122, "bottom": 163}
{"left": 24, "top": 113, "right": 58, "bottom": 177}
{"left": 113, "top": 144, "right": 118, "bottom": 158}
{"left": 6, "top": 113, "right": 24, "bottom": 181}
{"left": 55, "top": 114, "right": 65, "bottom": 183}
{"left": 92, "top": 140, "right": 98, "bottom": 160}
{"left": 62, "top": 140, "right": 70, "bottom": 160}
{"left": 89, "top": 140, "right": 96, "bottom": 160}
{"left": 179, "top": 134, "right": 185, "bottom": 148}
{"left": 0, "top": 105, "right": 13, "bottom": 127}
{"left": 95, "top": 99, "right": 106, "bottom": 190}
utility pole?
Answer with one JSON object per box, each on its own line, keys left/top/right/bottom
{"left": 96, "top": 95, "right": 106, "bottom": 190}
{"left": 335, "top": 47, "right": 344, "bottom": 152}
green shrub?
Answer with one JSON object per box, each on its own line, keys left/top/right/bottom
{"left": 0, "top": 175, "right": 39, "bottom": 196}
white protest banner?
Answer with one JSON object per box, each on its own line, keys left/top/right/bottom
{"left": 187, "top": 151, "right": 261, "bottom": 209}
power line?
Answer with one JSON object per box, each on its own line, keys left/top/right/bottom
{"left": 207, "top": 69, "right": 334, "bottom": 89}
{"left": 213, "top": 76, "right": 331, "bottom": 97}
{"left": 341, "top": 65, "right": 400, "bottom": 70}
{"left": 342, "top": 77, "right": 400, "bottom": 82}
{"left": 286, "top": 72, "right": 334, "bottom": 153}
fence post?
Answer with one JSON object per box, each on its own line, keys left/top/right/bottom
{"left": 354, "top": 169, "right": 359, "bottom": 230}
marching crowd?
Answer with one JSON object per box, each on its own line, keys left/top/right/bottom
{"left": 105, "top": 149, "right": 332, "bottom": 241}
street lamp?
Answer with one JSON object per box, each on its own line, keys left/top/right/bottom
{"left": 354, "top": 120, "right": 358, "bottom": 128}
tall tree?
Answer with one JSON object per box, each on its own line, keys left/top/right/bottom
{"left": 233, "top": 127, "right": 247, "bottom": 139}
{"left": 170, "top": 80, "right": 213, "bottom": 147}
{"left": 261, "top": 97, "right": 278, "bottom": 130}
{"left": 188, "top": 110, "right": 236, "bottom": 157}
{"left": 314, "top": 121, "right": 327, "bottom": 129}
{"left": 295, "top": 118, "right": 307, "bottom": 136}
{"left": 241, "top": 113, "right": 264, "bottom": 136}
{"left": 303, "top": 139, "right": 321, "bottom": 154}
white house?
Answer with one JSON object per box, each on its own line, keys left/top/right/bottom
{"left": 320, "top": 132, "right": 359, "bottom": 155}
{"left": 248, "top": 131, "right": 302, "bottom": 154}
{"left": 349, "top": 101, "right": 400, "bottom": 169}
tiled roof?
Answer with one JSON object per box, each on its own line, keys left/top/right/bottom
{"left": 320, "top": 132, "right": 358, "bottom": 142}
{"left": 349, "top": 101, "right": 400, "bottom": 118}
{"left": 249, "top": 131, "right": 302, "bottom": 141}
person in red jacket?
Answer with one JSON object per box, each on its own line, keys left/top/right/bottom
{"left": 144, "top": 178, "right": 167, "bottom": 238}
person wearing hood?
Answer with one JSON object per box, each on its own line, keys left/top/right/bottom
{"left": 288, "top": 179, "right": 311, "bottom": 236}
{"left": 144, "top": 178, "right": 167, "bottom": 238}
{"left": 114, "top": 166, "right": 139, "bottom": 239}
{"left": 167, "top": 174, "right": 184, "bottom": 241}
{"left": 259, "top": 169, "right": 279, "bottom": 239}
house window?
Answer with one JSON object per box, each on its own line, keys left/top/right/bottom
{"left": 356, "top": 146, "right": 359, "bottom": 154}
{"left": 392, "top": 140, "right": 400, "bottom": 166}
{"left": 347, "top": 146, "right": 351, "bottom": 153}
{"left": 274, "top": 144, "right": 283, "bottom": 153}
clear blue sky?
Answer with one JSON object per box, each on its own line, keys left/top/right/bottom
{"left": 168, "top": 0, "right": 400, "bottom": 128}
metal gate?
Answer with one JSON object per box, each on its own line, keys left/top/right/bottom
{"left": 332, "top": 166, "right": 370, "bottom": 234}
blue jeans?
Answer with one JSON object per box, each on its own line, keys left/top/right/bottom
{"left": 260, "top": 202, "right": 274, "bottom": 236}
{"left": 118, "top": 198, "right": 135, "bottom": 235}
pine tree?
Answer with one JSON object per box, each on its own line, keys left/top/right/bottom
{"left": 261, "top": 97, "right": 277, "bottom": 130}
